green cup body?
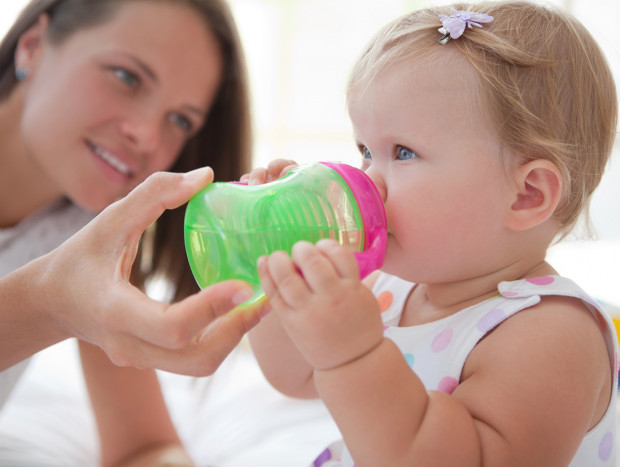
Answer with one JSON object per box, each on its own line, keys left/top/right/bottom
{"left": 184, "top": 163, "right": 365, "bottom": 302}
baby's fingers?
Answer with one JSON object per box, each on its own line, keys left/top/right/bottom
{"left": 316, "top": 239, "right": 359, "bottom": 279}
{"left": 245, "top": 167, "right": 268, "bottom": 185}
{"left": 258, "top": 252, "right": 309, "bottom": 309}
{"left": 291, "top": 240, "right": 358, "bottom": 293}
{"left": 266, "top": 159, "right": 297, "bottom": 180}
{"left": 243, "top": 159, "right": 298, "bottom": 186}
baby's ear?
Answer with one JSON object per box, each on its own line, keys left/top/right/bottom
{"left": 504, "top": 159, "right": 563, "bottom": 231}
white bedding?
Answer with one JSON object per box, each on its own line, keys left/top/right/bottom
{"left": 2, "top": 338, "right": 620, "bottom": 467}
{"left": 0, "top": 339, "right": 341, "bottom": 467}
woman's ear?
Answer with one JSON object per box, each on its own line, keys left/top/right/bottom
{"left": 505, "top": 159, "right": 563, "bottom": 231}
{"left": 14, "top": 14, "right": 50, "bottom": 76}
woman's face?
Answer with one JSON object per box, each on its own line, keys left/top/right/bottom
{"left": 18, "top": 0, "right": 223, "bottom": 212}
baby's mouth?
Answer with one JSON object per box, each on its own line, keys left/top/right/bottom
{"left": 87, "top": 141, "right": 134, "bottom": 177}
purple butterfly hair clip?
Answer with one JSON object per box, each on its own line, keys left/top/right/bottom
{"left": 438, "top": 9, "right": 494, "bottom": 45}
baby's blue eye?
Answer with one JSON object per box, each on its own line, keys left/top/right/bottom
{"left": 362, "top": 146, "right": 372, "bottom": 159}
{"left": 169, "top": 113, "right": 193, "bottom": 132}
{"left": 397, "top": 146, "right": 418, "bottom": 160}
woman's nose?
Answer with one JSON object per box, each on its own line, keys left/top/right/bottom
{"left": 119, "top": 110, "right": 162, "bottom": 152}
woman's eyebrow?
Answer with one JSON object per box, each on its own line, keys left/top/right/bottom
{"left": 125, "top": 54, "right": 207, "bottom": 118}
{"left": 126, "top": 54, "right": 158, "bottom": 83}
{"left": 183, "top": 104, "right": 207, "bottom": 119}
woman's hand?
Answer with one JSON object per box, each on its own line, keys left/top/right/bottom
{"left": 257, "top": 239, "right": 384, "bottom": 371}
{"left": 2, "top": 168, "right": 263, "bottom": 376}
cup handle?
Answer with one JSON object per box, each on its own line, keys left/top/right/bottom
{"left": 354, "top": 226, "right": 387, "bottom": 279}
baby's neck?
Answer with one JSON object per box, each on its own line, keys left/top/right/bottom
{"left": 400, "top": 261, "right": 556, "bottom": 327}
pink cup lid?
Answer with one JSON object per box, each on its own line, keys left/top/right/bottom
{"left": 319, "top": 161, "right": 387, "bottom": 278}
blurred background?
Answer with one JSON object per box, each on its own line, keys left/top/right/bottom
{"left": 1, "top": 0, "right": 619, "bottom": 307}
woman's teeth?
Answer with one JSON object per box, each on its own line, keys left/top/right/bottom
{"left": 91, "top": 144, "right": 132, "bottom": 175}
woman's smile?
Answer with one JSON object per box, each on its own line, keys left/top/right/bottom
{"left": 86, "top": 139, "right": 135, "bottom": 181}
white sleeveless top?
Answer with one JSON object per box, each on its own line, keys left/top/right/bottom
{"left": 313, "top": 273, "right": 618, "bottom": 466}
{"left": 0, "top": 199, "right": 94, "bottom": 410}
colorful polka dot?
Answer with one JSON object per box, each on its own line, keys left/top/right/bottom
{"left": 502, "top": 291, "right": 519, "bottom": 297}
{"left": 377, "top": 291, "right": 393, "bottom": 312}
{"left": 314, "top": 448, "right": 332, "bottom": 466}
{"left": 477, "top": 308, "right": 506, "bottom": 333}
{"left": 403, "top": 353, "right": 415, "bottom": 368}
{"left": 598, "top": 431, "right": 613, "bottom": 461}
{"left": 431, "top": 328, "right": 453, "bottom": 353}
{"left": 437, "top": 376, "right": 459, "bottom": 394}
{"left": 526, "top": 276, "right": 554, "bottom": 286}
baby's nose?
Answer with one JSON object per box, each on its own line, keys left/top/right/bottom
{"left": 365, "top": 169, "right": 387, "bottom": 204}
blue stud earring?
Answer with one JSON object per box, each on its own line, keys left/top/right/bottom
{"left": 15, "top": 68, "right": 28, "bottom": 81}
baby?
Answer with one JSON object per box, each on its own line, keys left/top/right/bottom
{"left": 248, "top": 1, "right": 618, "bottom": 466}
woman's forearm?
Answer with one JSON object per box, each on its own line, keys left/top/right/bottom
{"left": 0, "top": 254, "right": 70, "bottom": 370}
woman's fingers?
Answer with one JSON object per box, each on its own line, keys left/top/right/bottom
{"left": 29, "top": 168, "right": 268, "bottom": 376}
{"left": 99, "top": 282, "right": 263, "bottom": 376}
{"left": 104, "top": 168, "right": 213, "bottom": 237}
{"left": 109, "top": 280, "right": 255, "bottom": 350}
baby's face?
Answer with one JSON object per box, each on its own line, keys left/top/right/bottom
{"left": 348, "top": 49, "right": 518, "bottom": 284}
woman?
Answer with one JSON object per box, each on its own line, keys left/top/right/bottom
{"left": 0, "top": 0, "right": 261, "bottom": 463}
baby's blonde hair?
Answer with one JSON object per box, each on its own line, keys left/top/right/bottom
{"left": 348, "top": 1, "right": 617, "bottom": 236}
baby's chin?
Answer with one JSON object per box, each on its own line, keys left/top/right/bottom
{"left": 379, "top": 260, "right": 415, "bottom": 283}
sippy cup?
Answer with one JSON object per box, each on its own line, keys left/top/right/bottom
{"left": 184, "top": 161, "right": 387, "bottom": 304}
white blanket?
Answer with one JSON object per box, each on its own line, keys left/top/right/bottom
{"left": 0, "top": 339, "right": 340, "bottom": 467}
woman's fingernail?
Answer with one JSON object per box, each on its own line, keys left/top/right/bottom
{"left": 185, "top": 166, "right": 212, "bottom": 182}
{"left": 232, "top": 287, "right": 254, "bottom": 306}
{"left": 260, "top": 303, "right": 273, "bottom": 318}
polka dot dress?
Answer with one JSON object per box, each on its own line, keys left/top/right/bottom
{"left": 312, "top": 273, "right": 618, "bottom": 466}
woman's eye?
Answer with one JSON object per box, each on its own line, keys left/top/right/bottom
{"left": 169, "top": 113, "right": 193, "bottom": 132}
{"left": 397, "top": 146, "right": 418, "bottom": 160}
{"left": 113, "top": 68, "right": 139, "bottom": 88}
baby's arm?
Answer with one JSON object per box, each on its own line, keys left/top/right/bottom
{"left": 316, "top": 294, "right": 610, "bottom": 466}
{"left": 249, "top": 246, "right": 381, "bottom": 400}
{"left": 260, "top": 240, "right": 612, "bottom": 466}
{"left": 249, "top": 304, "right": 318, "bottom": 399}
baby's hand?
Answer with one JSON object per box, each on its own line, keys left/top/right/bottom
{"left": 257, "top": 239, "right": 384, "bottom": 371}
{"left": 240, "top": 158, "right": 297, "bottom": 185}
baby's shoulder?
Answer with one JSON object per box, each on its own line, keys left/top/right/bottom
{"left": 464, "top": 291, "right": 611, "bottom": 396}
